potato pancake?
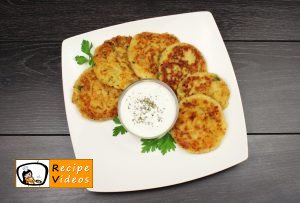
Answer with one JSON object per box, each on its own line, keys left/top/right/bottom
{"left": 128, "top": 32, "right": 179, "bottom": 79}
{"left": 94, "top": 36, "right": 138, "bottom": 89}
{"left": 158, "top": 43, "right": 207, "bottom": 90}
{"left": 171, "top": 94, "right": 227, "bottom": 153}
{"left": 72, "top": 68, "right": 122, "bottom": 120}
{"left": 177, "top": 72, "right": 230, "bottom": 109}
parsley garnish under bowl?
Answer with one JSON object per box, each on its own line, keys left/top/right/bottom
{"left": 118, "top": 79, "right": 179, "bottom": 139}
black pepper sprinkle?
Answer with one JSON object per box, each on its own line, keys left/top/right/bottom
{"left": 126, "top": 95, "right": 165, "bottom": 127}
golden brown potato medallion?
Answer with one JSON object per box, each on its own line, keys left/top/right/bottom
{"left": 128, "top": 32, "right": 179, "bottom": 79}
{"left": 177, "top": 72, "right": 230, "bottom": 109}
{"left": 72, "top": 68, "right": 122, "bottom": 120}
{"left": 94, "top": 36, "right": 139, "bottom": 89}
{"left": 159, "top": 43, "right": 207, "bottom": 90}
{"left": 171, "top": 94, "right": 227, "bottom": 153}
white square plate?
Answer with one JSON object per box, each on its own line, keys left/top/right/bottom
{"left": 62, "top": 11, "right": 248, "bottom": 192}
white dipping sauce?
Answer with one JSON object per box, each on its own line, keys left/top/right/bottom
{"left": 118, "top": 80, "right": 178, "bottom": 139}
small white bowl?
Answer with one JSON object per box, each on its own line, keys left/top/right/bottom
{"left": 118, "top": 79, "right": 179, "bottom": 139}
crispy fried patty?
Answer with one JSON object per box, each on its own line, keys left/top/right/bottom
{"left": 177, "top": 72, "right": 230, "bottom": 109}
{"left": 158, "top": 43, "right": 207, "bottom": 90}
{"left": 171, "top": 94, "right": 227, "bottom": 153}
{"left": 94, "top": 36, "right": 139, "bottom": 89}
{"left": 72, "top": 68, "right": 122, "bottom": 120}
{"left": 128, "top": 32, "right": 179, "bottom": 79}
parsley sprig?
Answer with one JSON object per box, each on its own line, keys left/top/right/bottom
{"left": 75, "top": 40, "right": 95, "bottom": 66}
{"left": 141, "top": 132, "right": 176, "bottom": 155}
{"left": 112, "top": 117, "right": 176, "bottom": 155}
{"left": 112, "top": 117, "right": 127, "bottom": 136}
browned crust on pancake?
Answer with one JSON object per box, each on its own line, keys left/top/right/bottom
{"left": 94, "top": 36, "right": 138, "bottom": 89}
{"left": 128, "top": 32, "right": 179, "bottom": 78}
{"left": 72, "top": 68, "right": 122, "bottom": 120}
{"left": 171, "top": 94, "right": 227, "bottom": 153}
{"left": 159, "top": 43, "right": 207, "bottom": 90}
{"left": 177, "top": 72, "right": 230, "bottom": 109}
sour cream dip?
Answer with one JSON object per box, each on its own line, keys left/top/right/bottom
{"left": 118, "top": 79, "right": 178, "bottom": 139}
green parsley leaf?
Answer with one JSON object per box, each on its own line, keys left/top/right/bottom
{"left": 141, "top": 138, "right": 160, "bottom": 153}
{"left": 75, "top": 56, "right": 88, "bottom": 64}
{"left": 113, "top": 117, "right": 121, "bottom": 124}
{"left": 81, "top": 40, "right": 92, "bottom": 55}
{"left": 75, "top": 40, "right": 95, "bottom": 66}
{"left": 158, "top": 132, "right": 176, "bottom": 155}
{"left": 112, "top": 125, "right": 127, "bottom": 136}
{"left": 141, "top": 132, "right": 176, "bottom": 155}
{"left": 88, "top": 57, "right": 95, "bottom": 66}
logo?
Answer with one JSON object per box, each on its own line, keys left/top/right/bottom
{"left": 16, "top": 159, "right": 93, "bottom": 188}
{"left": 16, "top": 160, "right": 49, "bottom": 187}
